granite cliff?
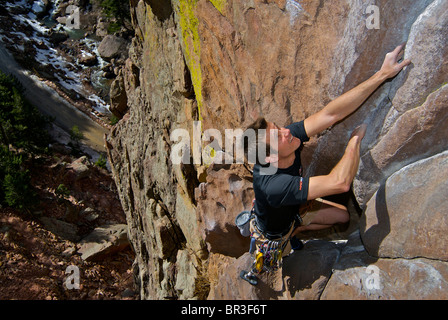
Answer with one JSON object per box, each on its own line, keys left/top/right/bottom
{"left": 105, "top": 0, "right": 448, "bottom": 299}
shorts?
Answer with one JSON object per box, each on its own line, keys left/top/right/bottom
{"left": 299, "top": 198, "right": 325, "bottom": 226}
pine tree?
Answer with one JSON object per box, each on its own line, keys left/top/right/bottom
{"left": 0, "top": 71, "right": 49, "bottom": 210}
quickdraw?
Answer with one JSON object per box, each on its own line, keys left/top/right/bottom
{"left": 240, "top": 229, "right": 290, "bottom": 286}
{"left": 253, "top": 238, "right": 286, "bottom": 273}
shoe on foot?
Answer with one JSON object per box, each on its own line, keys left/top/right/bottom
{"left": 290, "top": 236, "right": 304, "bottom": 251}
{"left": 240, "top": 270, "right": 258, "bottom": 286}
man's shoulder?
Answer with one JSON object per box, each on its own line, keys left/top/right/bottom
{"left": 286, "top": 120, "right": 310, "bottom": 142}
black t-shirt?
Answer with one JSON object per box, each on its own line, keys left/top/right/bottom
{"left": 253, "top": 121, "right": 310, "bottom": 236}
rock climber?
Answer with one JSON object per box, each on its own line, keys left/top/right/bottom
{"left": 244, "top": 43, "right": 411, "bottom": 253}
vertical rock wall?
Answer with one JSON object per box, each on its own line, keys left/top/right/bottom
{"left": 106, "top": 0, "right": 448, "bottom": 299}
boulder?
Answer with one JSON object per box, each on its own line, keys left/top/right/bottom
{"left": 78, "top": 51, "right": 98, "bottom": 66}
{"left": 98, "top": 35, "right": 128, "bottom": 61}
{"left": 324, "top": 258, "right": 448, "bottom": 300}
{"left": 39, "top": 217, "right": 79, "bottom": 242}
{"left": 49, "top": 30, "right": 69, "bottom": 44}
{"left": 31, "top": 0, "right": 51, "bottom": 19}
{"left": 78, "top": 224, "right": 129, "bottom": 261}
{"left": 321, "top": 231, "right": 448, "bottom": 300}
{"left": 360, "top": 151, "right": 448, "bottom": 261}
{"left": 66, "top": 156, "right": 91, "bottom": 180}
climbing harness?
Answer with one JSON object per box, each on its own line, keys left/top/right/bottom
{"left": 237, "top": 198, "right": 323, "bottom": 285}
{"left": 236, "top": 203, "right": 294, "bottom": 286}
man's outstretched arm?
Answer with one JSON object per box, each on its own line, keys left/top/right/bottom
{"left": 304, "top": 43, "right": 411, "bottom": 138}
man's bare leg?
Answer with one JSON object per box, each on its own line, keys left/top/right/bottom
{"left": 291, "top": 199, "right": 349, "bottom": 237}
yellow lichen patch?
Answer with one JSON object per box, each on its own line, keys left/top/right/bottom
{"left": 209, "top": 0, "right": 227, "bottom": 15}
{"left": 176, "top": 0, "right": 203, "bottom": 121}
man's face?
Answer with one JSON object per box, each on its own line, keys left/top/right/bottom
{"left": 265, "top": 122, "right": 301, "bottom": 159}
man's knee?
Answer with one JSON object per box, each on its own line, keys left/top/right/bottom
{"left": 338, "top": 210, "right": 350, "bottom": 224}
{"left": 330, "top": 205, "right": 349, "bottom": 224}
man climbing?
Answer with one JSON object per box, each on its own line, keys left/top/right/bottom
{"left": 241, "top": 44, "right": 411, "bottom": 283}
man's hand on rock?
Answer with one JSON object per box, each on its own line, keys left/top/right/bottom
{"left": 379, "top": 43, "right": 412, "bottom": 79}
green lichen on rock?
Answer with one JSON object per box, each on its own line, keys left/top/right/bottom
{"left": 176, "top": 0, "right": 203, "bottom": 121}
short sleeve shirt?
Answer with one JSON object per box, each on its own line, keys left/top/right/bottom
{"left": 253, "top": 121, "right": 310, "bottom": 235}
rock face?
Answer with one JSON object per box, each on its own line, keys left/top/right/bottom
{"left": 106, "top": 0, "right": 448, "bottom": 299}
{"left": 360, "top": 151, "right": 448, "bottom": 261}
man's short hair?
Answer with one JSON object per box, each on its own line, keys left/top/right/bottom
{"left": 243, "top": 117, "right": 271, "bottom": 165}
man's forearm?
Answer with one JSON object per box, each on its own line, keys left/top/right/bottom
{"left": 303, "top": 71, "right": 387, "bottom": 137}
{"left": 304, "top": 44, "right": 410, "bottom": 138}
{"left": 325, "top": 71, "right": 388, "bottom": 122}
{"left": 307, "top": 137, "right": 360, "bottom": 199}
{"left": 307, "top": 125, "right": 366, "bottom": 200}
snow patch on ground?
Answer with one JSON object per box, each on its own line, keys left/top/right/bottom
{"left": 2, "top": 1, "right": 111, "bottom": 115}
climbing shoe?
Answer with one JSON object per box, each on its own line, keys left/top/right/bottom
{"left": 240, "top": 270, "right": 258, "bottom": 286}
{"left": 290, "top": 236, "right": 304, "bottom": 251}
